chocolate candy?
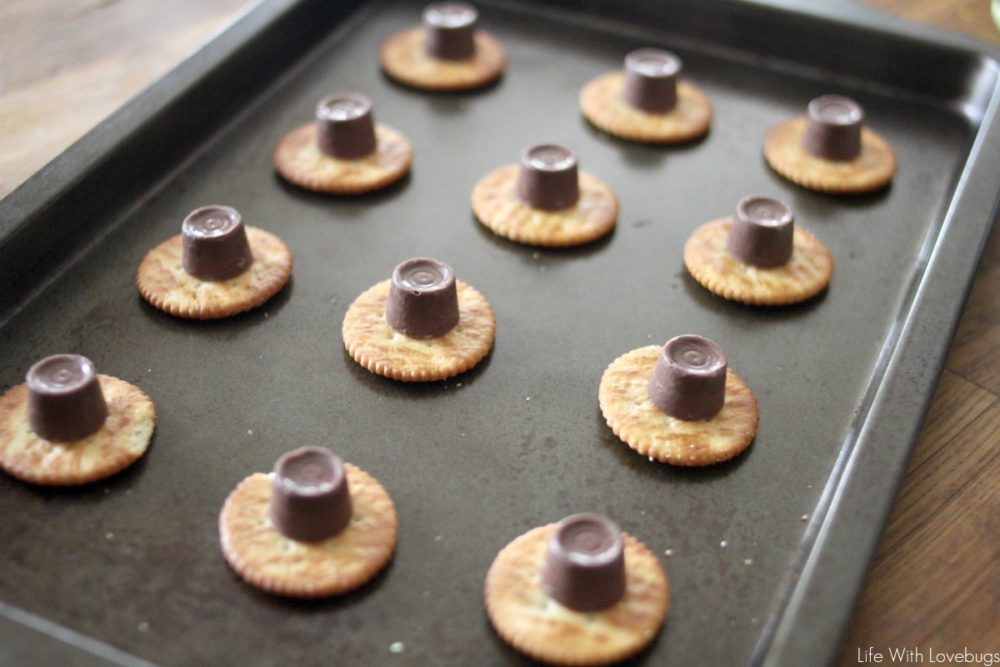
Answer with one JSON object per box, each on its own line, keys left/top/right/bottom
{"left": 315, "top": 93, "right": 377, "bottom": 160}
{"left": 26, "top": 354, "right": 109, "bottom": 442}
{"left": 516, "top": 144, "right": 580, "bottom": 211}
{"left": 181, "top": 205, "right": 254, "bottom": 281}
{"left": 726, "top": 195, "right": 794, "bottom": 268}
{"left": 269, "top": 447, "right": 353, "bottom": 542}
{"left": 649, "top": 335, "right": 727, "bottom": 421}
{"left": 385, "top": 258, "right": 460, "bottom": 338}
{"left": 423, "top": 2, "right": 478, "bottom": 60}
{"left": 622, "top": 48, "right": 681, "bottom": 113}
{"left": 802, "top": 95, "right": 864, "bottom": 162}
{"left": 541, "top": 514, "right": 626, "bottom": 612}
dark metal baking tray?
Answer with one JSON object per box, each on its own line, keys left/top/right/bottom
{"left": 1, "top": 0, "right": 998, "bottom": 665}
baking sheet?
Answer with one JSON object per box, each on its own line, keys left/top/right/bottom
{"left": 0, "top": 0, "right": 997, "bottom": 665}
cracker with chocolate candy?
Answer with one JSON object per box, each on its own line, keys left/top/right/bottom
{"left": 275, "top": 93, "right": 413, "bottom": 194}
{"left": 220, "top": 447, "right": 397, "bottom": 598}
{"left": 764, "top": 95, "right": 896, "bottom": 194}
{"left": 343, "top": 258, "right": 495, "bottom": 382}
{"left": 380, "top": 4, "right": 505, "bottom": 91}
{"left": 137, "top": 205, "right": 292, "bottom": 320}
{"left": 684, "top": 196, "right": 834, "bottom": 306}
{"left": 486, "top": 514, "right": 669, "bottom": 666}
{"left": 0, "top": 355, "right": 155, "bottom": 485}
{"left": 599, "top": 338, "right": 758, "bottom": 466}
{"left": 472, "top": 144, "right": 618, "bottom": 247}
{"left": 580, "top": 49, "right": 712, "bottom": 144}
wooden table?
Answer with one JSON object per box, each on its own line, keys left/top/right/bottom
{"left": 1, "top": 1, "right": 998, "bottom": 663}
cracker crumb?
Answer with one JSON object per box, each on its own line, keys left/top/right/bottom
{"left": 664, "top": 549, "right": 673, "bottom": 557}
{"left": 456, "top": 382, "right": 462, "bottom": 388}
{"left": 720, "top": 540, "right": 728, "bottom": 549}
{"left": 525, "top": 396, "right": 531, "bottom": 401}
{"left": 389, "top": 642, "right": 405, "bottom": 654}
{"left": 744, "top": 558, "right": 753, "bottom": 566}
{"left": 801, "top": 514, "right": 809, "bottom": 522}
{"left": 105, "top": 532, "right": 114, "bottom": 540}
{"left": 247, "top": 429, "right": 254, "bottom": 436}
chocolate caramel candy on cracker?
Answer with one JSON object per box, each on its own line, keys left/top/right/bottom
{"left": 274, "top": 94, "right": 413, "bottom": 194}
{"left": 0, "top": 356, "right": 156, "bottom": 485}
{"left": 802, "top": 95, "right": 863, "bottom": 162}
{"left": 315, "top": 93, "right": 377, "bottom": 160}
{"left": 380, "top": 3, "right": 505, "bottom": 91}
{"left": 579, "top": 48, "right": 712, "bottom": 144}
{"left": 516, "top": 144, "right": 580, "bottom": 211}
{"left": 472, "top": 144, "right": 617, "bottom": 246}
{"left": 684, "top": 196, "right": 833, "bottom": 306}
{"left": 622, "top": 48, "right": 681, "bottom": 113}
{"left": 541, "top": 514, "right": 626, "bottom": 612}
{"left": 220, "top": 450, "right": 397, "bottom": 598}
{"left": 649, "top": 335, "right": 727, "bottom": 421}
{"left": 27, "top": 354, "right": 109, "bottom": 442}
{"left": 485, "top": 518, "right": 669, "bottom": 665}
{"left": 423, "top": 2, "right": 478, "bottom": 60}
{"left": 600, "top": 341, "right": 758, "bottom": 466}
{"left": 343, "top": 258, "right": 495, "bottom": 381}
{"left": 763, "top": 93, "right": 896, "bottom": 193}
{"left": 137, "top": 205, "right": 292, "bottom": 319}
{"left": 181, "top": 205, "right": 254, "bottom": 281}
{"left": 385, "top": 258, "right": 460, "bottom": 338}
{"left": 270, "top": 447, "right": 353, "bottom": 542}
{"left": 725, "top": 195, "right": 794, "bottom": 268}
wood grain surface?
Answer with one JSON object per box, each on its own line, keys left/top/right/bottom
{"left": 0, "top": 0, "right": 998, "bottom": 664}
{"left": 839, "top": 6, "right": 1000, "bottom": 664}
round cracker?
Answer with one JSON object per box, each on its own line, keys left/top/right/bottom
{"left": 472, "top": 165, "right": 618, "bottom": 247}
{"left": 763, "top": 116, "right": 896, "bottom": 194}
{"left": 684, "top": 218, "right": 834, "bottom": 306}
{"left": 136, "top": 227, "right": 292, "bottom": 320}
{"left": 379, "top": 26, "right": 505, "bottom": 91}
{"left": 0, "top": 375, "right": 156, "bottom": 485}
{"left": 599, "top": 346, "right": 758, "bottom": 466}
{"left": 342, "top": 279, "right": 495, "bottom": 382}
{"left": 485, "top": 523, "right": 669, "bottom": 666}
{"left": 274, "top": 123, "right": 413, "bottom": 194}
{"left": 219, "top": 465, "right": 397, "bottom": 598}
{"left": 580, "top": 71, "right": 712, "bottom": 144}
